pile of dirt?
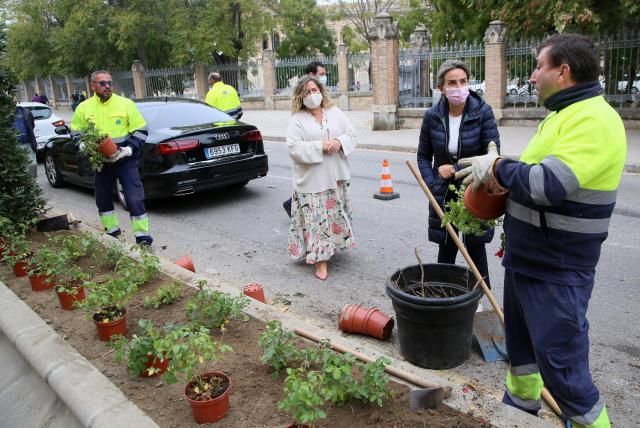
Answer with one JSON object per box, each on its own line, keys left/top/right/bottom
{"left": 0, "top": 231, "right": 489, "bottom": 427}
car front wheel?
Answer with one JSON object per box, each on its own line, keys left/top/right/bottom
{"left": 44, "top": 152, "right": 65, "bottom": 188}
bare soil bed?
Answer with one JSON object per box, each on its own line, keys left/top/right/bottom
{"left": 1, "top": 231, "right": 488, "bottom": 427}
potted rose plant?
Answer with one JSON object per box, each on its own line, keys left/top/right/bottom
{"left": 110, "top": 319, "right": 176, "bottom": 377}
{"left": 79, "top": 119, "right": 117, "bottom": 171}
{"left": 2, "top": 228, "right": 32, "bottom": 277}
{"left": 55, "top": 266, "right": 87, "bottom": 310}
{"left": 164, "top": 325, "right": 233, "bottom": 424}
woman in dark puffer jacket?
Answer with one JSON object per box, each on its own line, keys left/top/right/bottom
{"left": 417, "top": 59, "right": 500, "bottom": 287}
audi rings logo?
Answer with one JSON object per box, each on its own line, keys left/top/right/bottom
{"left": 213, "top": 133, "right": 230, "bottom": 140}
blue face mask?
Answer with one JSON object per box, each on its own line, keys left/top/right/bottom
{"left": 318, "top": 75, "right": 328, "bottom": 86}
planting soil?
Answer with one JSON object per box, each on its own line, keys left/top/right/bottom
{"left": 1, "top": 231, "right": 488, "bottom": 427}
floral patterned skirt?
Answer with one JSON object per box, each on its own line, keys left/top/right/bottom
{"left": 288, "top": 181, "right": 355, "bottom": 264}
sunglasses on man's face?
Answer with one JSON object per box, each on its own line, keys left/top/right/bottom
{"left": 94, "top": 80, "right": 114, "bottom": 87}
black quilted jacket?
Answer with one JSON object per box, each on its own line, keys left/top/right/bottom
{"left": 417, "top": 91, "right": 500, "bottom": 245}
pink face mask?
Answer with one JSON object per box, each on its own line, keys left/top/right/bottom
{"left": 445, "top": 86, "right": 470, "bottom": 106}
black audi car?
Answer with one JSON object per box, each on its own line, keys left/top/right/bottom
{"left": 43, "top": 98, "right": 268, "bottom": 208}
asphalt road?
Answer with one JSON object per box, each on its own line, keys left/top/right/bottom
{"left": 37, "top": 142, "right": 640, "bottom": 424}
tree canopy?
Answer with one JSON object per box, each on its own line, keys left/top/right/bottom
{"left": 275, "top": 0, "right": 336, "bottom": 57}
{"left": 4, "top": 0, "right": 273, "bottom": 79}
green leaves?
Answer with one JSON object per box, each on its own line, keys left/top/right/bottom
{"left": 185, "top": 282, "right": 249, "bottom": 330}
{"left": 276, "top": 0, "right": 336, "bottom": 57}
{"left": 143, "top": 281, "right": 183, "bottom": 309}
{"left": 442, "top": 184, "right": 500, "bottom": 236}
{"left": 259, "top": 321, "right": 391, "bottom": 425}
{"left": 79, "top": 119, "right": 108, "bottom": 172}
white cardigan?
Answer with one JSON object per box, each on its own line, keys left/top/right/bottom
{"left": 286, "top": 106, "right": 357, "bottom": 194}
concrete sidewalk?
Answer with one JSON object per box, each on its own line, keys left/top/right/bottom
{"left": 240, "top": 109, "right": 640, "bottom": 173}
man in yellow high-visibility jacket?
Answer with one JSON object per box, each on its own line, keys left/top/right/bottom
{"left": 70, "top": 70, "right": 152, "bottom": 245}
{"left": 205, "top": 72, "right": 243, "bottom": 119}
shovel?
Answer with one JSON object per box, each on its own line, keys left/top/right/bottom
{"left": 406, "top": 160, "right": 563, "bottom": 417}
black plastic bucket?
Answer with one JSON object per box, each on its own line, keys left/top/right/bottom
{"left": 386, "top": 264, "right": 482, "bottom": 369}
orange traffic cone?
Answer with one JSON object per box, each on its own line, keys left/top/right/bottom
{"left": 373, "top": 159, "right": 400, "bottom": 200}
{"left": 174, "top": 254, "right": 195, "bottom": 272}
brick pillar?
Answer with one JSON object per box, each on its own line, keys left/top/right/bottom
{"left": 410, "top": 25, "right": 431, "bottom": 100}
{"left": 337, "top": 44, "right": 349, "bottom": 93}
{"left": 48, "top": 75, "right": 62, "bottom": 108}
{"left": 484, "top": 21, "right": 507, "bottom": 118}
{"left": 262, "top": 49, "right": 276, "bottom": 109}
{"left": 22, "top": 80, "right": 33, "bottom": 101}
{"left": 194, "top": 64, "right": 209, "bottom": 100}
{"left": 368, "top": 13, "right": 399, "bottom": 130}
{"left": 131, "top": 60, "right": 147, "bottom": 98}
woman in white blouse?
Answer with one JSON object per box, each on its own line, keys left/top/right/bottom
{"left": 286, "top": 76, "right": 357, "bottom": 280}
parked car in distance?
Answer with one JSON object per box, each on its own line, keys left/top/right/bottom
{"left": 17, "top": 102, "right": 69, "bottom": 161}
{"left": 469, "top": 80, "right": 485, "bottom": 96}
{"left": 43, "top": 98, "right": 269, "bottom": 209}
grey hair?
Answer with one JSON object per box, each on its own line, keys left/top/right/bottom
{"left": 90, "top": 70, "right": 111, "bottom": 82}
{"left": 436, "top": 60, "right": 470, "bottom": 88}
{"left": 208, "top": 72, "right": 222, "bottom": 82}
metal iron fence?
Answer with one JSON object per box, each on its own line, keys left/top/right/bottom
{"left": 212, "top": 59, "right": 264, "bottom": 97}
{"left": 145, "top": 66, "right": 195, "bottom": 99}
{"left": 275, "top": 54, "right": 337, "bottom": 95}
{"left": 398, "top": 41, "right": 485, "bottom": 108}
{"left": 505, "top": 39, "right": 542, "bottom": 109}
{"left": 347, "top": 53, "right": 371, "bottom": 92}
{"left": 113, "top": 70, "right": 136, "bottom": 99}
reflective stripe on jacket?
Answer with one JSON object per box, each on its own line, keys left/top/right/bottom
{"left": 496, "top": 95, "right": 626, "bottom": 282}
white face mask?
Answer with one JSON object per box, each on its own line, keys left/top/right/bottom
{"left": 317, "top": 75, "right": 328, "bottom": 86}
{"left": 303, "top": 93, "right": 323, "bottom": 109}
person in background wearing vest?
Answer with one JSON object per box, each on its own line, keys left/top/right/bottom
{"left": 70, "top": 70, "right": 153, "bottom": 246}
{"left": 282, "top": 61, "right": 328, "bottom": 218}
{"left": 456, "top": 34, "right": 625, "bottom": 428}
{"left": 205, "top": 72, "right": 243, "bottom": 119}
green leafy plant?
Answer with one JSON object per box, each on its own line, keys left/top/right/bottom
{"left": 79, "top": 275, "right": 139, "bottom": 322}
{"left": 79, "top": 119, "right": 109, "bottom": 171}
{"left": 27, "top": 235, "right": 68, "bottom": 277}
{"left": 163, "top": 325, "right": 233, "bottom": 391}
{"left": 110, "top": 319, "right": 176, "bottom": 376}
{"left": 259, "top": 321, "right": 392, "bottom": 425}
{"left": 279, "top": 367, "right": 327, "bottom": 425}
{"left": 185, "top": 281, "right": 249, "bottom": 331}
{"left": 442, "top": 185, "right": 500, "bottom": 236}
{"left": 2, "top": 225, "right": 31, "bottom": 266}
{"left": 92, "top": 239, "right": 125, "bottom": 269}
{"left": 143, "top": 281, "right": 183, "bottom": 309}
{"left": 259, "top": 320, "right": 302, "bottom": 377}
{"left": 54, "top": 265, "right": 86, "bottom": 296}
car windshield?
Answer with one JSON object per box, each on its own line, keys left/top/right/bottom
{"left": 138, "top": 102, "right": 234, "bottom": 129}
{"left": 26, "top": 106, "right": 53, "bottom": 120}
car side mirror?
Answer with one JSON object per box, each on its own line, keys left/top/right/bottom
{"left": 55, "top": 125, "right": 70, "bottom": 135}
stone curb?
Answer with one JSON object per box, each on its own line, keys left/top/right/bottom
{"left": 0, "top": 283, "right": 158, "bottom": 428}
{"left": 263, "top": 136, "right": 640, "bottom": 174}
{"left": 1, "top": 213, "right": 552, "bottom": 427}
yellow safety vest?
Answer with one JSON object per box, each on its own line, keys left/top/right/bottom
{"left": 205, "top": 82, "right": 241, "bottom": 114}
{"left": 70, "top": 93, "right": 146, "bottom": 141}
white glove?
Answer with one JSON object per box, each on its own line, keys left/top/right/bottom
{"left": 454, "top": 142, "right": 501, "bottom": 190}
{"left": 78, "top": 142, "right": 86, "bottom": 152}
{"left": 104, "top": 146, "right": 133, "bottom": 163}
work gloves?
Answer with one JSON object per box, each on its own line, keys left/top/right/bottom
{"left": 104, "top": 146, "right": 133, "bottom": 163}
{"left": 454, "top": 142, "right": 502, "bottom": 190}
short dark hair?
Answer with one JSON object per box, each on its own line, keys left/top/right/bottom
{"left": 305, "top": 61, "right": 325, "bottom": 75}
{"left": 537, "top": 33, "right": 599, "bottom": 83}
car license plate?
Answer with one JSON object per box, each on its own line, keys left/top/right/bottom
{"left": 204, "top": 143, "right": 241, "bottom": 159}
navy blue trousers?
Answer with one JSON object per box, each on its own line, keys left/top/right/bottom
{"left": 503, "top": 268, "right": 601, "bottom": 419}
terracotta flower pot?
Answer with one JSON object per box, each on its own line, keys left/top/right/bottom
{"left": 29, "top": 273, "right": 55, "bottom": 292}
{"left": 93, "top": 309, "right": 127, "bottom": 341}
{"left": 243, "top": 283, "right": 266, "bottom": 303}
{"left": 13, "top": 260, "right": 29, "bottom": 277}
{"left": 338, "top": 304, "right": 394, "bottom": 340}
{"left": 184, "top": 372, "right": 231, "bottom": 424}
{"left": 174, "top": 254, "right": 195, "bottom": 272}
{"left": 141, "top": 354, "right": 170, "bottom": 377}
{"left": 99, "top": 136, "right": 118, "bottom": 157}
{"left": 56, "top": 286, "right": 86, "bottom": 310}
{"left": 463, "top": 179, "right": 508, "bottom": 221}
